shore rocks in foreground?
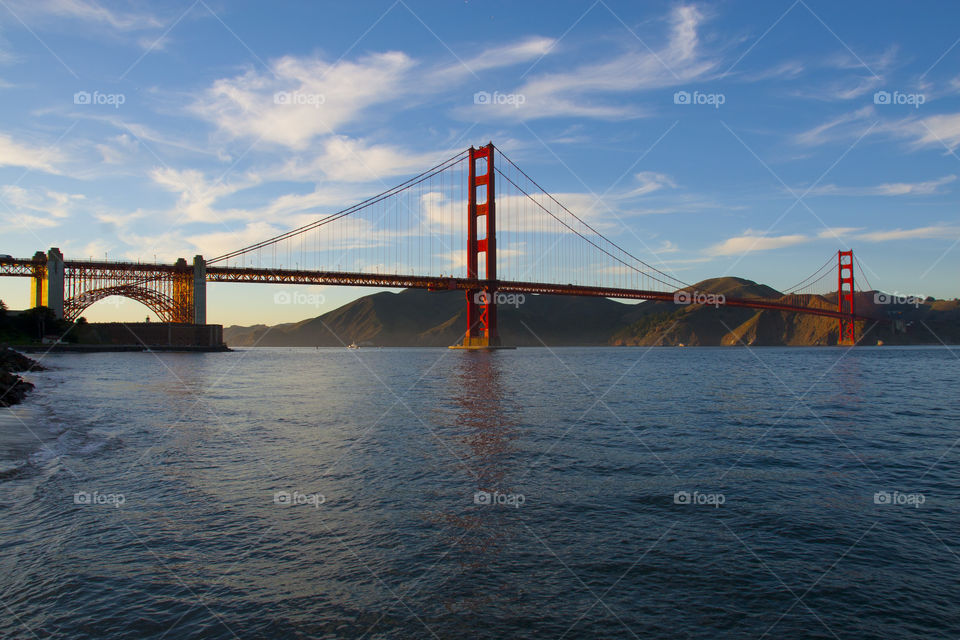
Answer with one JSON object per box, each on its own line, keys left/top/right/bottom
{"left": 0, "top": 347, "right": 44, "bottom": 407}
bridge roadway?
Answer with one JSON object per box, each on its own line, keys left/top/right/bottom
{"left": 0, "top": 257, "right": 874, "bottom": 323}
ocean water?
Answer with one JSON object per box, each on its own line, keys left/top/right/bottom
{"left": 1, "top": 346, "right": 958, "bottom": 639}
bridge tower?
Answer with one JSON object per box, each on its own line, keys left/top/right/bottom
{"left": 29, "top": 251, "right": 47, "bottom": 310}
{"left": 171, "top": 258, "right": 195, "bottom": 323}
{"left": 837, "top": 249, "right": 855, "bottom": 345}
{"left": 193, "top": 255, "right": 207, "bottom": 325}
{"left": 29, "top": 248, "right": 65, "bottom": 319}
{"left": 458, "top": 143, "right": 501, "bottom": 348}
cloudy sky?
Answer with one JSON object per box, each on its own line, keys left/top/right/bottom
{"left": 0, "top": 0, "right": 958, "bottom": 324}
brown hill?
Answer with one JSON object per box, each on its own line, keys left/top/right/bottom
{"left": 224, "top": 289, "right": 638, "bottom": 347}
{"left": 224, "top": 281, "right": 960, "bottom": 347}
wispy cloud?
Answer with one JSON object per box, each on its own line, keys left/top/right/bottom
{"left": 193, "top": 36, "right": 558, "bottom": 150}
{"left": 795, "top": 106, "right": 875, "bottom": 146}
{"left": 623, "top": 172, "right": 677, "bottom": 197}
{"left": 807, "top": 175, "right": 956, "bottom": 196}
{"left": 707, "top": 232, "right": 809, "bottom": 256}
{"left": 858, "top": 225, "right": 960, "bottom": 242}
{"left": 911, "top": 113, "right": 960, "bottom": 152}
{"left": 12, "top": 0, "right": 163, "bottom": 30}
{"left": 0, "top": 185, "right": 83, "bottom": 229}
{"left": 193, "top": 51, "right": 415, "bottom": 150}
{"left": 0, "top": 133, "right": 62, "bottom": 172}
{"left": 463, "top": 5, "right": 721, "bottom": 121}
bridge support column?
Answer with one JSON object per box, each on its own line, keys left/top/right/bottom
{"left": 46, "top": 248, "right": 64, "bottom": 319}
{"left": 172, "top": 258, "right": 194, "bottom": 323}
{"left": 457, "top": 143, "right": 500, "bottom": 348}
{"left": 193, "top": 255, "right": 206, "bottom": 325}
{"left": 30, "top": 251, "right": 47, "bottom": 309}
{"left": 838, "top": 250, "right": 855, "bottom": 345}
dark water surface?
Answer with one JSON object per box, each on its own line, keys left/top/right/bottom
{"left": 1, "top": 346, "right": 958, "bottom": 639}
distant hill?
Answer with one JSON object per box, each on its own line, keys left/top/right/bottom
{"left": 223, "top": 280, "right": 960, "bottom": 347}
{"left": 223, "top": 289, "right": 637, "bottom": 347}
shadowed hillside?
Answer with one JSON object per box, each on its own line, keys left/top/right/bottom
{"left": 224, "top": 289, "right": 638, "bottom": 347}
{"left": 224, "top": 281, "right": 960, "bottom": 347}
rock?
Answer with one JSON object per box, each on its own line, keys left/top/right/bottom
{"left": 0, "top": 370, "right": 34, "bottom": 407}
{"left": 0, "top": 347, "right": 45, "bottom": 372}
{"left": 0, "top": 348, "right": 42, "bottom": 407}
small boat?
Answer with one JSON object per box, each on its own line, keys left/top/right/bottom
{"left": 347, "top": 342, "right": 359, "bottom": 350}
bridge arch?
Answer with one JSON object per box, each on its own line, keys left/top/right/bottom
{"left": 64, "top": 285, "right": 181, "bottom": 322}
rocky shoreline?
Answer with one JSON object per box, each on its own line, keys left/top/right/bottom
{"left": 0, "top": 348, "right": 44, "bottom": 407}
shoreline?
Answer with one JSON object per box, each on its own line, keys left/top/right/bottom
{"left": 13, "top": 344, "right": 232, "bottom": 353}
{"left": 0, "top": 348, "right": 44, "bottom": 407}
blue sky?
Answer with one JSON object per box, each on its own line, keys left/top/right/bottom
{"left": 0, "top": 0, "right": 958, "bottom": 325}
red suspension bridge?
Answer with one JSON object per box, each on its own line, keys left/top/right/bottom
{"left": 0, "top": 143, "right": 878, "bottom": 346}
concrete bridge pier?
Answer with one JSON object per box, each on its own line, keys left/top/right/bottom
{"left": 193, "top": 255, "right": 206, "bottom": 325}
{"left": 29, "top": 248, "right": 64, "bottom": 319}
{"left": 47, "top": 248, "right": 64, "bottom": 320}
{"left": 29, "top": 251, "right": 47, "bottom": 310}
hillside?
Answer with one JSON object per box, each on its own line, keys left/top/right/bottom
{"left": 224, "top": 289, "right": 637, "bottom": 347}
{"left": 224, "top": 281, "right": 960, "bottom": 347}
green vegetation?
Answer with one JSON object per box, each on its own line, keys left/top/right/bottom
{"left": 615, "top": 309, "right": 684, "bottom": 339}
{"left": 0, "top": 301, "right": 78, "bottom": 345}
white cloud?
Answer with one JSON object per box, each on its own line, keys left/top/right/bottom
{"left": 808, "top": 175, "right": 955, "bottom": 197}
{"left": 261, "top": 137, "right": 452, "bottom": 184}
{"left": 0, "top": 134, "right": 62, "bottom": 173}
{"left": 187, "top": 221, "right": 295, "bottom": 262}
{"left": 0, "top": 185, "right": 83, "bottom": 229}
{"left": 911, "top": 113, "right": 960, "bottom": 152}
{"left": 194, "top": 34, "right": 562, "bottom": 150}
{"left": 654, "top": 240, "right": 680, "bottom": 254}
{"left": 623, "top": 172, "right": 677, "bottom": 197}
{"left": 450, "top": 36, "right": 557, "bottom": 76}
{"left": 193, "top": 51, "right": 415, "bottom": 150}
{"left": 708, "top": 233, "right": 809, "bottom": 256}
{"left": 137, "top": 33, "right": 170, "bottom": 52}
{"left": 16, "top": 0, "right": 162, "bottom": 30}
{"left": 463, "top": 4, "right": 720, "bottom": 121}
{"left": 736, "top": 60, "right": 805, "bottom": 82}
{"left": 825, "top": 46, "right": 897, "bottom": 75}
{"left": 816, "top": 227, "right": 862, "bottom": 238}
{"left": 858, "top": 225, "right": 960, "bottom": 242}
{"left": 795, "top": 106, "right": 875, "bottom": 146}
{"left": 819, "top": 76, "right": 884, "bottom": 101}
{"left": 150, "top": 167, "right": 258, "bottom": 223}
{"left": 96, "top": 133, "right": 139, "bottom": 164}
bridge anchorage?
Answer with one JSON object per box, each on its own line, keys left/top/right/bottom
{"left": 0, "top": 142, "right": 874, "bottom": 346}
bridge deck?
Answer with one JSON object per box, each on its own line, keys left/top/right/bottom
{"left": 0, "top": 258, "right": 875, "bottom": 322}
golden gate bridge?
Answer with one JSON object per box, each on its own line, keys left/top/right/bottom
{"left": 0, "top": 143, "right": 876, "bottom": 346}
